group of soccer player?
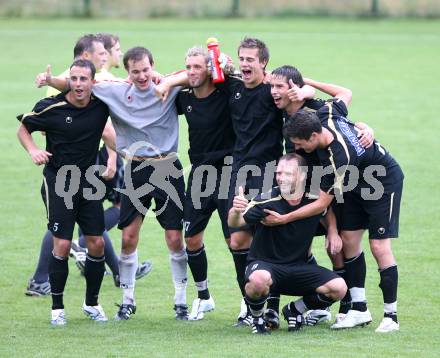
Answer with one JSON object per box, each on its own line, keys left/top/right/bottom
{"left": 17, "top": 32, "right": 403, "bottom": 335}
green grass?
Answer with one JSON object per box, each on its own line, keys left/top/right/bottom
{"left": 0, "top": 17, "right": 439, "bottom": 357}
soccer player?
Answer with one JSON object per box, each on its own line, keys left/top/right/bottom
{"left": 222, "top": 37, "right": 316, "bottom": 325}
{"left": 229, "top": 153, "right": 347, "bottom": 334}
{"left": 27, "top": 34, "right": 151, "bottom": 296}
{"left": 175, "top": 46, "right": 235, "bottom": 320}
{"left": 282, "top": 95, "right": 403, "bottom": 333}
{"left": 97, "top": 33, "right": 122, "bottom": 73}
{"left": 17, "top": 59, "right": 115, "bottom": 325}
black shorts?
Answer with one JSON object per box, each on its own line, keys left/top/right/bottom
{"left": 228, "top": 162, "right": 277, "bottom": 234}
{"left": 184, "top": 164, "right": 229, "bottom": 238}
{"left": 339, "top": 180, "right": 403, "bottom": 239}
{"left": 41, "top": 166, "right": 105, "bottom": 240}
{"left": 245, "top": 260, "right": 339, "bottom": 296}
{"left": 118, "top": 157, "right": 184, "bottom": 231}
{"left": 97, "top": 146, "right": 124, "bottom": 204}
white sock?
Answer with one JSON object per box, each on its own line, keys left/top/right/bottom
{"left": 169, "top": 248, "right": 188, "bottom": 305}
{"left": 119, "top": 251, "right": 138, "bottom": 304}
{"left": 384, "top": 301, "right": 397, "bottom": 314}
{"left": 350, "top": 287, "right": 366, "bottom": 303}
{"left": 195, "top": 279, "right": 208, "bottom": 292}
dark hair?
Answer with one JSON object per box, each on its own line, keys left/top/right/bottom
{"left": 278, "top": 153, "right": 307, "bottom": 167}
{"left": 96, "top": 33, "right": 114, "bottom": 52}
{"left": 238, "top": 37, "right": 269, "bottom": 67}
{"left": 271, "top": 65, "right": 305, "bottom": 88}
{"left": 123, "top": 47, "right": 154, "bottom": 70}
{"left": 69, "top": 59, "right": 96, "bottom": 79}
{"left": 283, "top": 110, "right": 322, "bottom": 140}
{"left": 73, "top": 34, "right": 102, "bottom": 59}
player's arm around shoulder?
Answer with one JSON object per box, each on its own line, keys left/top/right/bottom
{"left": 262, "top": 191, "right": 334, "bottom": 227}
{"left": 304, "top": 77, "right": 352, "bottom": 107}
{"left": 155, "top": 70, "right": 189, "bottom": 102}
{"left": 35, "top": 64, "right": 70, "bottom": 92}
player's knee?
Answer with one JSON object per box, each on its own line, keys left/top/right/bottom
{"left": 331, "top": 277, "right": 347, "bottom": 300}
{"left": 229, "top": 231, "right": 251, "bottom": 250}
{"left": 246, "top": 271, "right": 271, "bottom": 296}
{"left": 165, "top": 230, "right": 183, "bottom": 251}
{"left": 370, "top": 240, "right": 395, "bottom": 268}
{"left": 53, "top": 238, "right": 71, "bottom": 257}
{"left": 122, "top": 231, "right": 138, "bottom": 252}
{"left": 94, "top": 236, "right": 105, "bottom": 251}
{"left": 185, "top": 234, "right": 203, "bottom": 251}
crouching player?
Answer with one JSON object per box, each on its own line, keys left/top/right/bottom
{"left": 228, "top": 154, "right": 347, "bottom": 334}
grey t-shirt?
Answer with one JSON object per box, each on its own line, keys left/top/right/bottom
{"left": 93, "top": 79, "right": 181, "bottom": 157}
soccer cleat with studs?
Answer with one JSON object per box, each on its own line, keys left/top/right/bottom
{"left": 50, "top": 308, "right": 66, "bottom": 326}
{"left": 114, "top": 303, "right": 136, "bottom": 321}
{"left": 282, "top": 304, "right": 304, "bottom": 332}
{"left": 174, "top": 304, "right": 189, "bottom": 320}
{"left": 251, "top": 317, "right": 271, "bottom": 334}
{"left": 25, "top": 279, "right": 51, "bottom": 297}
{"left": 263, "top": 308, "right": 280, "bottom": 330}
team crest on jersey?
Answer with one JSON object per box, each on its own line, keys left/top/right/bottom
{"left": 186, "top": 105, "right": 192, "bottom": 113}
{"left": 235, "top": 92, "right": 241, "bottom": 100}
{"left": 65, "top": 116, "right": 72, "bottom": 124}
{"left": 337, "top": 118, "right": 365, "bottom": 156}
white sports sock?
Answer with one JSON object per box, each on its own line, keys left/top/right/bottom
{"left": 169, "top": 248, "right": 188, "bottom": 305}
{"left": 119, "top": 251, "right": 138, "bottom": 304}
{"left": 195, "top": 279, "right": 208, "bottom": 292}
{"left": 350, "top": 287, "right": 366, "bottom": 303}
{"left": 384, "top": 301, "right": 397, "bottom": 314}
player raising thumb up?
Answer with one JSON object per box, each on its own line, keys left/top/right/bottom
{"left": 287, "top": 78, "right": 306, "bottom": 102}
{"left": 35, "top": 64, "right": 52, "bottom": 88}
{"left": 232, "top": 186, "right": 249, "bottom": 213}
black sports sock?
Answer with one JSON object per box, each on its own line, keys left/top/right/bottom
{"left": 245, "top": 294, "right": 268, "bottom": 318}
{"left": 303, "top": 293, "right": 335, "bottom": 310}
{"left": 307, "top": 254, "right": 317, "bottom": 265}
{"left": 230, "top": 248, "right": 249, "bottom": 297}
{"left": 379, "top": 265, "right": 398, "bottom": 322}
{"left": 344, "top": 252, "right": 367, "bottom": 311}
{"left": 49, "top": 253, "right": 69, "bottom": 310}
{"left": 266, "top": 293, "right": 280, "bottom": 313}
{"left": 334, "top": 266, "right": 352, "bottom": 314}
{"left": 84, "top": 254, "right": 105, "bottom": 306}
{"left": 102, "top": 231, "right": 119, "bottom": 275}
{"left": 33, "top": 230, "right": 53, "bottom": 283}
{"left": 104, "top": 206, "right": 120, "bottom": 231}
{"left": 187, "top": 245, "right": 209, "bottom": 300}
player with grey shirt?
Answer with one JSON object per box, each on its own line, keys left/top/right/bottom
{"left": 43, "top": 46, "right": 190, "bottom": 320}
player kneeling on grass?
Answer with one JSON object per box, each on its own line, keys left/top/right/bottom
{"left": 228, "top": 154, "right": 347, "bottom": 334}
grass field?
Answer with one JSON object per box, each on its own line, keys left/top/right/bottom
{"left": 0, "top": 17, "right": 439, "bottom": 357}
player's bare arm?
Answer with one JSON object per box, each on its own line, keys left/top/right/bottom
{"left": 303, "top": 77, "right": 352, "bottom": 106}
{"left": 155, "top": 70, "right": 189, "bottom": 102}
{"left": 35, "top": 65, "right": 70, "bottom": 92}
{"left": 261, "top": 190, "right": 334, "bottom": 226}
{"left": 17, "top": 124, "right": 52, "bottom": 165}
{"left": 322, "top": 206, "right": 343, "bottom": 255}
{"left": 101, "top": 120, "right": 117, "bottom": 180}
